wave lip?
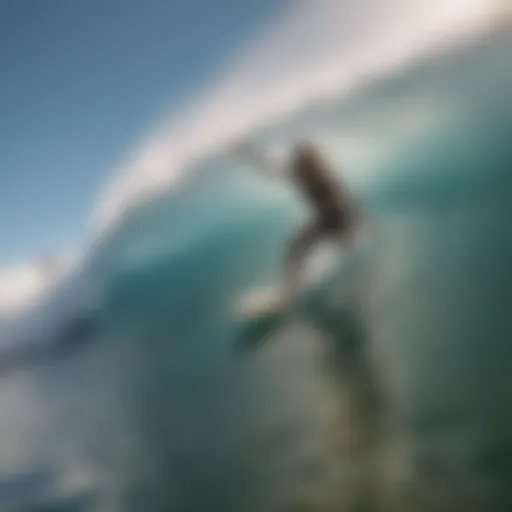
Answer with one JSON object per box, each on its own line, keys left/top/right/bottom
{"left": 93, "top": 0, "right": 502, "bottom": 232}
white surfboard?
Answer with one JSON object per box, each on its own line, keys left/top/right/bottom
{"left": 231, "top": 227, "right": 373, "bottom": 352}
{"left": 234, "top": 240, "right": 344, "bottom": 320}
{"left": 231, "top": 251, "right": 340, "bottom": 353}
{"left": 234, "top": 286, "right": 289, "bottom": 318}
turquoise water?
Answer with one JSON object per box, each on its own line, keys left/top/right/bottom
{"left": 0, "top": 25, "right": 511, "bottom": 511}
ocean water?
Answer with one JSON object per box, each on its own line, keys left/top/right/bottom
{"left": 0, "top": 23, "right": 511, "bottom": 512}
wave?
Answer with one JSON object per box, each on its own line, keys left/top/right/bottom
{"left": 93, "top": 0, "right": 502, "bottom": 233}
{"left": 0, "top": 11, "right": 509, "bottom": 366}
{"left": 0, "top": 16, "right": 510, "bottom": 509}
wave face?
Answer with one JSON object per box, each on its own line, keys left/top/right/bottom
{"left": 0, "top": 24, "right": 510, "bottom": 511}
{"left": 92, "top": 0, "right": 501, "bottom": 232}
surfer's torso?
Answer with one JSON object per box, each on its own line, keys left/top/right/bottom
{"left": 290, "top": 155, "right": 354, "bottom": 232}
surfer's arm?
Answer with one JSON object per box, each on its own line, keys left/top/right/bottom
{"left": 231, "top": 141, "right": 285, "bottom": 180}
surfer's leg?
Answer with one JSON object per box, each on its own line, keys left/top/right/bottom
{"left": 333, "top": 210, "right": 359, "bottom": 249}
{"left": 283, "top": 220, "right": 324, "bottom": 300}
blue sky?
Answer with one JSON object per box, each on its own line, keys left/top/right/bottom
{"left": 0, "top": 0, "right": 285, "bottom": 265}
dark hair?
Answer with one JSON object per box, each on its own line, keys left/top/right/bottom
{"left": 291, "top": 140, "right": 323, "bottom": 169}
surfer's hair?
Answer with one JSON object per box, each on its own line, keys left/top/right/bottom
{"left": 291, "top": 140, "right": 324, "bottom": 169}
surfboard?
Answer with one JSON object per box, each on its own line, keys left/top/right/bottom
{"left": 232, "top": 228, "right": 372, "bottom": 353}
{"left": 232, "top": 289, "right": 294, "bottom": 352}
{"left": 232, "top": 255, "right": 342, "bottom": 353}
{"left": 235, "top": 287, "right": 288, "bottom": 318}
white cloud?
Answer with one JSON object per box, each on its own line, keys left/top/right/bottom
{"left": 92, "top": 0, "right": 500, "bottom": 233}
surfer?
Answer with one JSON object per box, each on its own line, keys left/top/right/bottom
{"left": 233, "top": 139, "right": 359, "bottom": 303}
